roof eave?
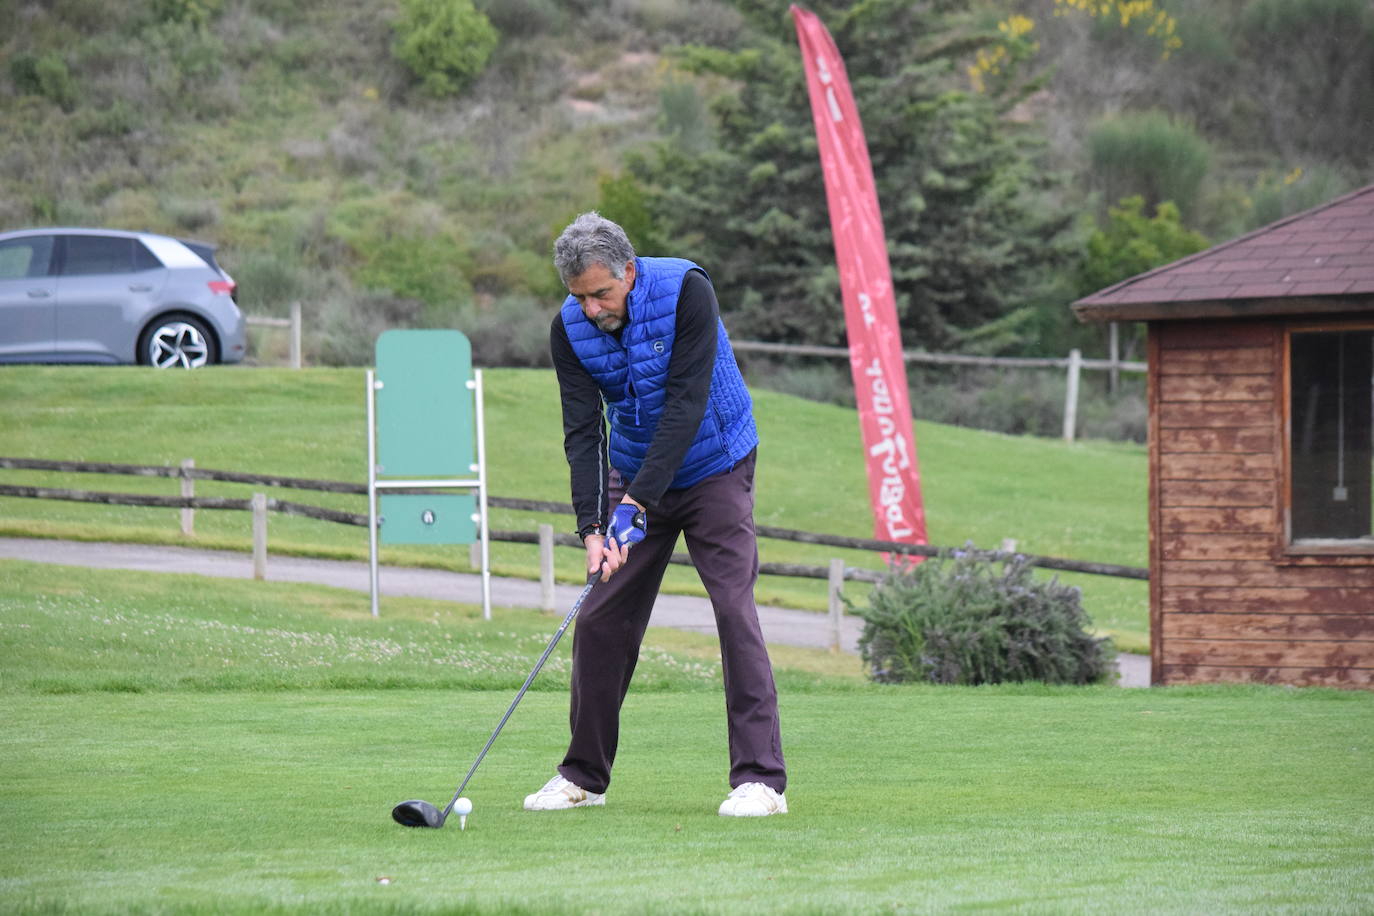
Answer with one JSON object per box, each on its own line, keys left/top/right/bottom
{"left": 1072, "top": 294, "right": 1374, "bottom": 324}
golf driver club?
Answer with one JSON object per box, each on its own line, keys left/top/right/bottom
{"left": 391, "top": 570, "right": 601, "bottom": 829}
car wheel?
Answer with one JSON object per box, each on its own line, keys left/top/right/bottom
{"left": 138, "top": 314, "right": 218, "bottom": 369}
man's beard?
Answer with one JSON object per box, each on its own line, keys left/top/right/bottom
{"left": 593, "top": 313, "right": 624, "bottom": 333}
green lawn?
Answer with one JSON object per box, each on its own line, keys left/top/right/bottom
{"left": 1, "top": 560, "right": 1370, "bottom": 914}
{"left": 0, "top": 365, "right": 1150, "bottom": 650}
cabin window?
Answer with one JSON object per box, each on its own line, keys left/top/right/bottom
{"left": 1288, "top": 328, "right": 1374, "bottom": 546}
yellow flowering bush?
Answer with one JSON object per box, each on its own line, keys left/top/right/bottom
{"left": 968, "top": 15, "right": 1039, "bottom": 93}
{"left": 1053, "top": 0, "right": 1182, "bottom": 58}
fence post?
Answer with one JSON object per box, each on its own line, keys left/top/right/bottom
{"left": 1108, "top": 322, "right": 1120, "bottom": 396}
{"left": 539, "top": 523, "right": 555, "bottom": 612}
{"left": 179, "top": 458, "right": 195, "bottom": 536}
{"left": 252, "top": 492, "right": 268, "bottom": 580}
{"left": 1062, "top": 348, "right": 1082, "bottom": 443}
{"left": 828, "top": 558, "right": 845, "bottom": 654}
{"left": 289, "top": 301, "right": 302, "bottom": 369}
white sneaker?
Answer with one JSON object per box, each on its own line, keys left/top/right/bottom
{"left": 718, "top": 782, "right": 787, "bottom": 817}
{"left": 523, "top": 774, "right": 605, "bottom": 811}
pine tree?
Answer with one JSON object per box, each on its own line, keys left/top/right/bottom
{"left": 630, "top": 0, "right": 1075, "bottom": 351}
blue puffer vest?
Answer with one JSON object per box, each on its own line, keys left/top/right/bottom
{"left": 561, "top": 257, "right": 757, "bottom": 490}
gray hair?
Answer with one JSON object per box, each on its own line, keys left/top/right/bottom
{"left": 553, "top": 211, "right": 636, "bottom": 283}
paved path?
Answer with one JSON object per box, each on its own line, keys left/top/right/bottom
{"left": 0, "top": 536, "right": 1150, "bottom": 686}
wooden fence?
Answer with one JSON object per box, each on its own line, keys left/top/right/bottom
{"left": 731, "top": 334, "right": 1147, "bottom": 443}
{"left": 244, "top": 301, "right": 303, "bottom": 369}
{"left": 1, "top": 456, "right": 1148, "bottom": 652}
{"left": 0, "top": 457, "right": 1147, "bottom": 582}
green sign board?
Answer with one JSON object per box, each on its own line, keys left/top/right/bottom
{"left": 375, "top": 329, "right": 474, "bottom": 479}
{"left": 379, "top": 493, "right": 477, "bottom": 545}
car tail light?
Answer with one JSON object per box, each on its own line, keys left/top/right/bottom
{"left": 209, "top": 279, "right": 237, "bottom": 300}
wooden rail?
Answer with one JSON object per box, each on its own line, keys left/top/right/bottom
{"left": 730, "top": 339, "right": 1147, "bottom": 443}
{"left": 731, "top": 339, "right": 1147, "bottom": 372}
{"left": 0, "top": 457, "right": 1147, "bottom": 580}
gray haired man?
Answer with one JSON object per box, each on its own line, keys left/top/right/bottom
{"left": 524, "top": 212, "right": 788, "bottom": 817}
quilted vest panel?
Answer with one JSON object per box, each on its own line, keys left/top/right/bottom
{"left": 561, "top": 257, "right": 757, "bottom": 490}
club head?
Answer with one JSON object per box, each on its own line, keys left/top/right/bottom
{"left": 392, "top": 799, "right": 445, "bottom": 828}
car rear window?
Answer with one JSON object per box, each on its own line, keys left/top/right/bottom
{"left": 0, "top": 236, "right": 55, "bottom": 280}
{"left": 63, "top": 236, "right": 140, "bottom": 276}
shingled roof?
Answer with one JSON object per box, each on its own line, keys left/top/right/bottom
{"left": 1073, "top": 182, "right": 1374, "bottom": 323}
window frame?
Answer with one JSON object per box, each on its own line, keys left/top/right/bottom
{"left": 1282, "top": 319, "right": 1374, "bottom": 557}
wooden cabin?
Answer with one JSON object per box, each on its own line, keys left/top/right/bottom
{"left": 1074, "top": 184, "right": 1374, "bottom": 688}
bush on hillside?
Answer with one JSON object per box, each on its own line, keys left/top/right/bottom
{"left": 850, "top": 551, "right": 1114, "bottom": 686}
{"left": 458, "top": 295, "right": 554, "bottom": 368}
{"left": 1087, "top": 111, "right": 1211, "bottom": 224}
{"left": 315, "top": 292, "right": 427, "bottom": 366}
{"left": 9, "top": 52, "right": 78, "bottom": 111}
{"left": 393, "top": 0, "right": 499, "bottom": 98}
{"left": 475, "top": 0, "right": 566, "bottom": 35}
{"left": 151, "top": 0, "right": 222, "bottom": 28}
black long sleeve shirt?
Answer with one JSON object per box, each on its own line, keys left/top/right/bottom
{"left": 550, "top": 269, "right": 720, "bottom": 537}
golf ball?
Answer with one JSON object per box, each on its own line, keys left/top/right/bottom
{"left": 454, "top": 797, "right": 473, "bottom": 816}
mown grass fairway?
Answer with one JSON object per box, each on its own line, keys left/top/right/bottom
{"left": 0, "top": 365, "right": 1149, "bottom": 649}
{"left": 2, "top": 559, "right": 1372, "bottom": 913}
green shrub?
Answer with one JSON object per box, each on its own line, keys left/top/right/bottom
{"left": 228, "top": 248, "right": 318, "bottom": 313}
{"left": 140, "top": 19, "right": 233, "bottom": 117}
{"left": 315, "top": 291, "right": 427, "bottom": 366}
{"left": 1087, "top": 110, "right": 1211, "bottom": 222}
{"left": 151, "top": 0, "right": 222, "bottom": 27}
{"left": 326, "top": 192, "right": 476, "bottom": 314}
{"left": 393, "top": 0, "right": 499, "bottom": 97}
{"left": 1078, "top": 195, "right": 1210, "bottom": 298}
{"left": 475, "top": 0, "right": 565, "bottom": 35}
{"left": 741, "top": 358, "right": 855, "bottom": 409}
{"left": 657, "top": 78, "right": 713, "bottom": 155}
{"left": 1249, "top": 166, "right": 1359, "bottom": 228}
{"left": 594, "top": 172, "right": 668, "bottom": 255}
{"left": 71, "top": 100, "right": 137, "bottom": 139}
{"left": 850, "top": 551, "right": 1114, "bottom": 685}
{"left": 457, "top": 294, "right": 554, "bottom": 368}
{"left": 9, "top": 52, "right": 78, "bottom": 111}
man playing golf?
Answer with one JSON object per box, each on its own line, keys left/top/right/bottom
{"left": 525, "top": 212, "right": 788, "bottom": 817}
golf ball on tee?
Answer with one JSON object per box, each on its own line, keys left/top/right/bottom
{"left": 454, "top": 797, "right": 473, "bottom": 816}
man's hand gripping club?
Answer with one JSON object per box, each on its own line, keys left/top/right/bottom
{"left": 586, "top": 498, "right": 647, "bottom": 582}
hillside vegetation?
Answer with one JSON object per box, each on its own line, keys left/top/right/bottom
{"left": 2, "top": 0, "right": 1369, "bottom": 380}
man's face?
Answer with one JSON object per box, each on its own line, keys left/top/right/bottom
{"left": 567, "top": 260, "right": 635, "bottom": 333}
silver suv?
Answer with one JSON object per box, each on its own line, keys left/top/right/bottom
{"left": 0, "top": 227, "right": 246, "bottom": 368}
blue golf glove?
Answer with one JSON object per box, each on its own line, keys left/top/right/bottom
{"left": 607, "top": 503, "right": 647, "bottom": 551}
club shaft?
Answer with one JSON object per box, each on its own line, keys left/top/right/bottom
{"left": 440, "top": 574, "right": 598, "bottom": 820}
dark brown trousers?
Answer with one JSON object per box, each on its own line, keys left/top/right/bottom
{"left": 557, "top": 451, "right": 787, "bottom": 795}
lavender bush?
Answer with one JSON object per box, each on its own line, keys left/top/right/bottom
{"left": 851, "top": 549, "right": 1114, "bottom": 686}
